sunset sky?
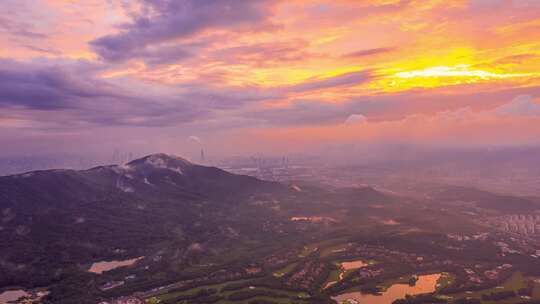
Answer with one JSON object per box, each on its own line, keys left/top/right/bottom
{"left": 1, "top": 0, "right": 540, "bottom": 159}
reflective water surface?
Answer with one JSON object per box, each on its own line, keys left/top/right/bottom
{"left": 0, "top": 290, "right": 29, "bottom": 304}
{"left": 332, "top": 273, "right": 441, "bottom": 304}
{"left": 88, "top": 256, "right": 143, "bottom": 274}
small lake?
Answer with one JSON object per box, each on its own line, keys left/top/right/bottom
{"left": 88, "top": 256, "right": 143, "bottom": 274}
{"left": 342, "top": 260, "right": 368, "bottom": 270}
{"left": 325, "top": 259, "right": 369, "bottom": 289}
{"left": 0, "top": 290, "right": 30, "bottom": 304}
{"left": 332, "top": 273, "right": 442, "bottom": 304}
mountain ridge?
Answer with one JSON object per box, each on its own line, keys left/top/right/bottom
{"left": 0, "top": 153, "right": 392, "bottom": 303}
{"left": 2, "top": 153, "right": 194, "bottom": 178}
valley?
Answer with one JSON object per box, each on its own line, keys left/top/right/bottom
{"left": 2, "top": 154, "right": 540, "bottom": 304}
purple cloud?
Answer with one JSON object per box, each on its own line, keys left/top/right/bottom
{"left": 288, "top": 71, "right": 373, "bottom": 92}
{"left": 495, "top": 95, "right": 540, "bottom": 116}
{"left": 344, "top": 114, "right": 368, "bottom": 124}
{"left": 247, "top": 86, "right": 540, "bottom": 126}
{"left": 213, "top": 40, "right": 317, "bottom": 67}
{"left": 342, "top": 47, "right": 395, "bottom": 58}
{"left": 90, "top": 0, "right": 276, "bottom": 62}
{"left": 246, "top": 98, "right": 381, "bottom": 126}
{"left": 0, "top": 16, "right": 48, "bottom": 40}
{"left": 0, "top": 59, "right": 283, "bottom": 128}
{"left": 20, "top": 44, "right": 61, "bottom": 55}
{"left": 0, "top": 59, "right": 117, "bottom": 110}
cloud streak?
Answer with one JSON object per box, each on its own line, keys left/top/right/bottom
{"left": 342, "top": 47, "right": 395, "bottom": 58}
{"left": 287, "top": 71, "right": 373, "bottom": 93}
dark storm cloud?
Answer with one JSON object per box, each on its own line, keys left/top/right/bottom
{"left": 90, "top": 0, "right": 276, "bottom": 62}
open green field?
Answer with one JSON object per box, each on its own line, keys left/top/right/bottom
{"left": 298, "top": 244, "right": 319, "bottom": 258}
{"left": 272, "top": 262, "right": 298, "bottom": 278}
{"left": 156, "top": 280, "right": 248, "bottom": 302}
{"left": 299, "top": 237, "right": 350, "bottom": 258}
{"left": 213, "top": 294, "right": 309, "bottom": 304}
{"left": 320, "top": 243, "right": 350, "bottom": 258}
{"left": 154, "top": 279, "right": 311, "bottom": 304}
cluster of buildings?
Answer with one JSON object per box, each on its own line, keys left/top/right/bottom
{"left": 463, "top": 264, "right": 512, "bottom": 286}
{"left": 352, "top": 244, "right": 433, "bottom": 267}
{"left": 464, "top": 268, "right": 483, "bottom": 284}
{"left": 264, "top": 248, "right": 299, "bottom": 269}
{"left": 285, "top": 260, "right": 327, "bottom": 289}
{"left": 356, "top": 267, "right": 383, "bottom": 280}
{"left": 495, "top": 241, "right": 521, "bottom": 255}
{"left": 489, "top": 214, "right": 540, "bottom": 236}
{"left": 446, "top": 233, "right": 489, "bottom": 242}
{"left": 348, "top": 242, "right": 518, "bottom": 290}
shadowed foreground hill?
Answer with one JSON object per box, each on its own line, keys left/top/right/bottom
{"left": 0, "top": 155, "right": 286, "bottom": 283}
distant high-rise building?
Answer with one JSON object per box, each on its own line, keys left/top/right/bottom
{"left": 200, "top": 148, "right": 205, "bottom": 162}
{"left": 112, "top": 149, "right": 120, "bottom": 164}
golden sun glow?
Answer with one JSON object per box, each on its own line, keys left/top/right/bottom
{"left": 394, "top": 65, "right": 533, "bottom": 79}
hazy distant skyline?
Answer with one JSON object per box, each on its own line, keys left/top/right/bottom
{"left": 1, "top": 0, "right": 540, "bottom": 159}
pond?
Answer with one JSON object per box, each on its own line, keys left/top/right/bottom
{"left": 332, "top": 273, "right": 442, "bottom": 304}
{"left": 0, "top": 290, "right": 30, "bottom": 304}
{"left": 325, "top": 259, "right": 369, "bottom": 288}
{"left": 88, "top": 256, "right": 144, "bottom": 274}
{"left": 342, "top": 260, "right": 368, "bottom": 270}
